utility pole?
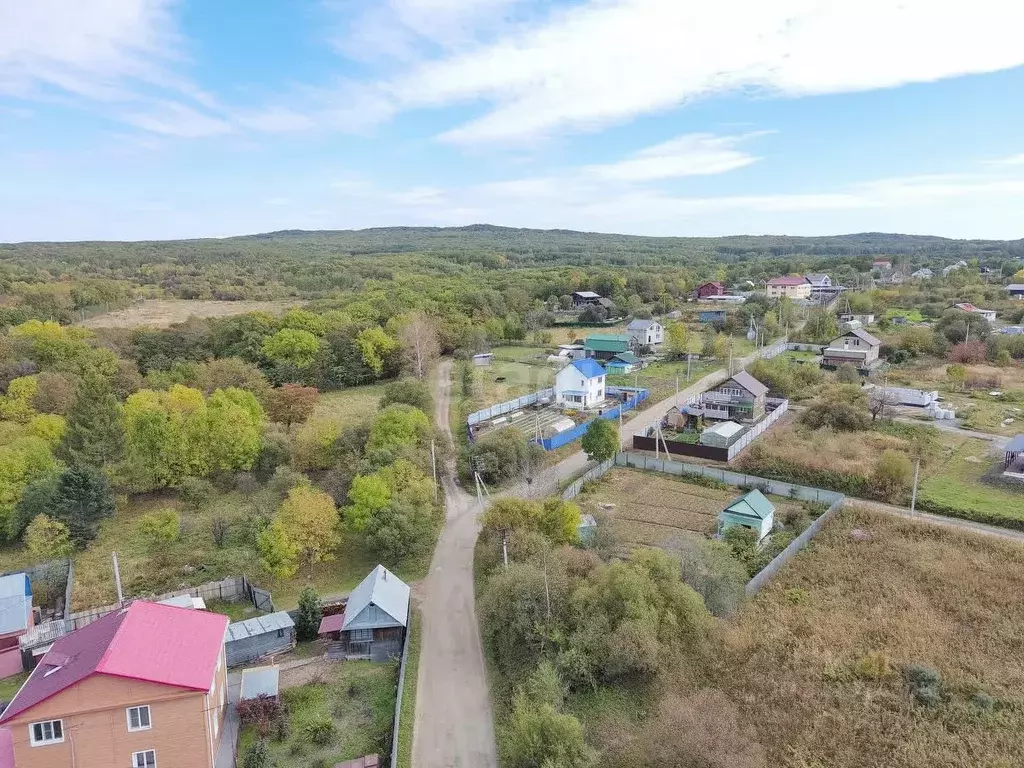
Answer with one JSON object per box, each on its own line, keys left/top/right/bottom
{"left": 910, "top": 457, "right": 920, "bottom": 515}
{"left": 675, "top": 374, "right": 679, "bottom": 405}
{"left": 112, "top": 552, "right": 124, "bottom": 607}
{"left": 430, "top": 439, "right": 438, "bottom": 503}
{"left": 686, "top": 353, "right": 692, "bottom": 382}
{"left": 502, "top": 531, "right": 509, "bottom": 569}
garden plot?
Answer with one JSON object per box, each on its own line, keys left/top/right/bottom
{"left": 576, "top": 468, "right": 804, "bottom": 549}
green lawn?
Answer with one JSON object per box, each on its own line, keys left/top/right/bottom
{"left": 885, "top": 308, "right": 925, "bottom": 323}
{"left": 940, "top": 391, "right": 1024, "bottom": 437}
{"left": 395, "top": 607, "right": 422, "bottom": 768}
{"left": 0, "top": 673, "right": 28, "bottom": 702}
{"left": 313, "top": 383, "right": 391, "bottom": 427}
{"left": 205, "top": 599, "right": 261, "bottom": 622}
{"left": 918, "top": 437, "right": 1024, "bottom": 523}
{"left": 238, "top": 660, "right": 397, "bottom": 767}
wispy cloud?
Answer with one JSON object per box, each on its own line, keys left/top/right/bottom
{"left": 373, "top": 0, "right": 1024, "bottom": 144}
{"left": 0, "top": 0, "right": 183, "bottom": 101}
{"left": 122, "top": 101, "right": 232, "bottom": 138}
{"left": 990, "top": 153, "right": 1024, "bottom": 166}
{"left": 584, "top": 132, "right": 765, "bottom": 182}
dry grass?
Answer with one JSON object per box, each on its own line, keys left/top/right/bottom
{"left": 715, "top": 506, "right": 1024, "bottom": 767}
{"left": 749, "top": 419, "right": 908, "bottom": 476}
{"left": 78, "top": 299, "right": 297, "bottom": 329}
{"left": 576, "top": 468, "right": 804, "bottom": 548}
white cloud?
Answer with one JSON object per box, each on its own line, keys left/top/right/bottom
{"left": 379, "top": 0, "right": 1024, "bottom": 144}
{"left": 991, "top": 153, "right": 1024, "bottom": 166}
{"left": 0, "top": 0, "right": 182, "bottom": 100}
{"left": 584, "top": 133, "right": 764, "bottom": 181}
{"left": 122, "top": 101, "right": 232, "bottom": 138}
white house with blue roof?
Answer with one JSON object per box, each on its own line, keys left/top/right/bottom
{"left": 554, "top": 358, "right": 607, "bottom": 409}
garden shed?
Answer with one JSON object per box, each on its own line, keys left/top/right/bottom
{"left": 717, "top": 489, "right": 775, "bottom": 541}
{"left": 240, "top": 665, "right": 280, "bottom": 702}
{"left": 225, "top": 611, "right": 296, "bottom": 667}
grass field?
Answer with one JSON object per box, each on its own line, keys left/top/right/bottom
{"left": 575, "top": 468, "right": 805, "bottom": 549}
{"left": 918, "top": 436, "right": 1024, "bottom": 523}
{"left": 312, "top": 383, "right": 391, "bottom": 427}
{"left": 78, "top": 299, "right": 297, "bottom": 329}
{"left": 712, "top": 506, "right": 1024, "bottom": 767}
{"left": 884, "top": 308, "right": 925, "bottom": 323}
{"left": 0, "top": 673, "right": 28, "bottom": 702}
{"left": 238, "top": 659, "right": 396, "bottom": 767}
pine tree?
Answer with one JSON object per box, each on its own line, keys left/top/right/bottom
{"left": 57, "top": 371, "right": 125, "bottom": 469}
{"left": 295, "top": 587, "right": 322, "bottom": 642}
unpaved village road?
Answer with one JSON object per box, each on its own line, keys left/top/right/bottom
{"left": 412, "top": 360, "right": 498, "bottom": 768}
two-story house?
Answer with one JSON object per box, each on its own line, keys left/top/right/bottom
{"left": 626, "top": 319, "right": 663, "bottom": 349}
{"left": 0, "top": 601, "right": 230, "bottom": 768}
{"left": 695, "top": 281, "right": 724, "bottom": 299}
{"left": 821, "top": 328, "right": 882, "bottom": 370}
{"left": 571, "top": 291, "right": 603, "bottom": 308}
{"left": 766, "top": 276, "right": 811, "bottom": 299}
{"left": 554, "top": 358, "right": 607, "bottom": 409}
{"left": 698, "top": 371, "right": 769, "bottom": 423}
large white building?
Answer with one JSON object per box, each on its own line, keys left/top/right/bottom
{"left": 626, "top": 319, "right": 663, "bottom": 347}
{"left": 554, "top": 358, "right": 607, "bottom": 409}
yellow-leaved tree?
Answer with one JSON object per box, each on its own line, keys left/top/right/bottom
{"left": 276, "top": 483, "right": 341, "bottom": 577}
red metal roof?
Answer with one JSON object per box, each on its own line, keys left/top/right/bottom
{"left": 767, "top": 275, "right": 809, "bottom": 286}
{"left": 0, "top": 601, "right": 228, "bottom": 723}
{"left": 318, "top": 613, "right": 345, "bottom": 635}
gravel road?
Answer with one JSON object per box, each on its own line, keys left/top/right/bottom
{"left": 412, "top": 360, "right": 498, "bottom": 768}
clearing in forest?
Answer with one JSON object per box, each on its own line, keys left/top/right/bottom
{"left": 78, "top": 299, "right": 298, "bottom": 329}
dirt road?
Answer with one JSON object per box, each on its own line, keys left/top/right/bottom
{"left": 412, "top": 360, "right": 498, "bottom": 768}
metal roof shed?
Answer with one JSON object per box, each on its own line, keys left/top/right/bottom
{"left": 225, "top": 611, "right": 296, "bottom": 667}
{"left": 240, "top": 665, "right": 280, "bottom": 701}
{"left": 718, "top": 489, "right": 776, "bottom": 541}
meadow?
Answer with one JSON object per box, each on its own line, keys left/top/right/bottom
{"left": 77, "top": 299, "right": 298, "bottom": 329}
{"left": 710, "top": 506, "right": 1024, "bottom": 767}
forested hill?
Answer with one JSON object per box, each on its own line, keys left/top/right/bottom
{"left": 4, "top": 225, "right": 1024, "bottom": 268}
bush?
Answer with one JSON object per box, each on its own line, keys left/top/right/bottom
{"left": 380, "top": 378, "right": 434, "bottom": 414}
{"left": 871, "top": 450, "right": 913, "bottom": 503}
{"left": 295, "top": 587, "right": 322, "bottom": 642}
{"left": 178, "top": 476, "right": 213, "bottom": 509}
{"left": 236, "top": 695, "right": 285, "bottom": 739}
{"left": 676, "top": 537, "right": 748, "bottom": 617}
{"left": 242, "top": 740, "right": 272, "bottom": 768}
{"left": 905, "top": 664, "right": 943, "bottom": 705}
{"left": 303, "top": 716, "right": 336, "bottom": 746}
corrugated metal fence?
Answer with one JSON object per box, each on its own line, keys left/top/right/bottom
{"left": 538, "top": 387, "right": 648, "bottom": 451}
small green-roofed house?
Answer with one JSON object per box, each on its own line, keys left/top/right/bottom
{"left": 605, "top": 351, "right": 643, "bottom": 373}
{"left": 717, "top": 489, "right": 775, "bottom": 541}
{"left": 584, "top": 334, "right": 635, "bottom": 360}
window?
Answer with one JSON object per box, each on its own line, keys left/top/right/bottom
{"left": 127, "top": 705, "right": 151, "bottom": 732}
{"left": 133, "top": 750, "right": 157, "bottom": 768}
{"left": 277, "top": 628, "right": 285, "bottom": 638}
{"left": 350, "top": 628, "right": 373, "bottom": 642}
{"left": 29, "top": 720, "right": 63, "bottom": 746}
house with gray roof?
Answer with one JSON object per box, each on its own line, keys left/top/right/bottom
{"left": 225, "top": 611, "right": 296, "bottom": 667}
{"left": 318, "top": 565, "right": 410, "bottom": 661}
{"left": 626, "top": 318, "right": 663, "bottom": 347}
{"left": 822, "top": 328, "right": 882, "bottom": 371}
{"left": 699, "top": 371, "right": 769, "bottom": 423}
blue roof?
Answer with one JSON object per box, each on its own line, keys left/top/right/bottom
{"left": 0, "top": 573, "right": 31, "bottom": 635}
{"left": 572, "top": 358, "right": 607, "bottom": 380}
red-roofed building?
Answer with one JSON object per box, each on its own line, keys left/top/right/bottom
{"left": 695, "top": 281, "right": 725, "bottom": 299}
{"left": 0, "top": 601, "right": 229, "bottom": 768}
{"left": 766, "top": 275, "right": 811, "bottom": 299}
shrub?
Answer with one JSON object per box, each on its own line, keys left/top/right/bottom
{"left": 303, "top": 716, "right": 336, "bottom": 746}
{"left": 178, "top": 476, "right": 213, "bottom": 509}
{"left": 242, "top": 740, "right": 272, "bottom": 768}
{"left": 905, "top": 664, "right": 943, "bottom": 705}
{"left": 871, "top": 450, "right": 913, "bottom": 503}
{"left": 236, "top": 695, "right": 284, "bottom": 739}
{"left": 295, "top": 587, "right": 322, "bottom": 642}
{"left": 853, "top": 651, "right": 891, "bottom": 681}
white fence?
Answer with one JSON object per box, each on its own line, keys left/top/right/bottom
{"left": 467, "top": 388, "right": 554, "bottom": 426}
{"left": 724, "top": 399, "right": 789, "bottom": 460}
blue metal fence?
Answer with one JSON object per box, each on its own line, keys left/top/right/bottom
{"left": 536, "top": 387, "right": 648, "bottom": 451}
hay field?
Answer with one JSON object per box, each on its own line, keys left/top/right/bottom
{"left": 78, "top": 299, "right": 297, "bottom": 329}
{"left": 715, "top": 506, "right": 1024, "bottom": 767}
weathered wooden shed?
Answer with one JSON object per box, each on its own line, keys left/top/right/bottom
{"left": 717, "top": 489, "right": 775, "bottom": 542}
{"left": 319, "top": 565, "right": 409, "bottom": 662}
{"left": 225, "top": 611, "right": 296, "bottom": 667}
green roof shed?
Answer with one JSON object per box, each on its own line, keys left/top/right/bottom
{"left": 717, "top": 489, "right": 775, "bottom": 541}
{"left": 584, "top": 334, "right": 631, "bottom": 354}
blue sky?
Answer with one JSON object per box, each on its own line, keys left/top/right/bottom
{"left": 3, "top": 0, "right": 1024, "bottom": 242}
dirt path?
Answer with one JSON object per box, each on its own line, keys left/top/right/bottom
{"left": 412, "top": 360, "right": 499, "bottom": 768}
{"left": 850, "top": 499, "right": 1024, "bottom": 543}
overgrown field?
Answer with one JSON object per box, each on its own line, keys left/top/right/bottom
{"left": 77, "top": 299, "right": 298, "bottom": 329}
{"left": 238, "top": 659, "right": 396, "bottom": 768}
{"left": 711, "top": 506, "right": 1024, "bottom": 767}
{"left": 575, "top": 468, "right": 806, "bottom": 549}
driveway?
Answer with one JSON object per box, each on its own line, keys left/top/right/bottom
{"left": 412, "top": 361, "right": 499, "bottom": 768}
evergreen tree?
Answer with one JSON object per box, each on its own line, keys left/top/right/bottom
{"left": 57, "top": 371, "right": 125, "bottom": 469}
{"left": 295, "top": 587, "right": 322, "bottom": 642}
{"left": 49, "top": 467, "right": 116, "bottom": 546}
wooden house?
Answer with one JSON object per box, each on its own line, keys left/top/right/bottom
{"left": 318, "top": 565, "right": 409, "bottom": 662}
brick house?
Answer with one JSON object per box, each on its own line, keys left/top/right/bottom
{"left": 0, "top": 601, "right": 230, "bottom": 768}
{"left": 822, "top": 328, "right": 882, "bottom": 370}
{"left": 695, "top": 281, "right": 724, "bottom": 299}
{"left": 766, "top": 275, "right": 812, "bottom": 299}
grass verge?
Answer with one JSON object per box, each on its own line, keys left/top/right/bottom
{"left": 395, "top": 606, "right": 422, "bottom": 768}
